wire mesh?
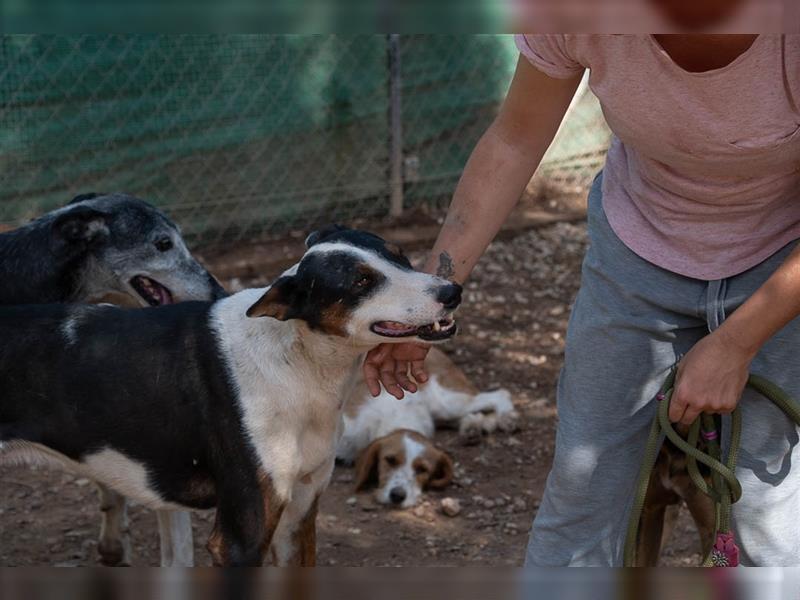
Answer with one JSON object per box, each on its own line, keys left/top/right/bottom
{"left": 0, "top": 34, "right": 610, "bottom": 246}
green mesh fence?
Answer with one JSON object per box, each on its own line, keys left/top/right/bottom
{"left": 0, "top": 34, "right": 610, "bottom": 246}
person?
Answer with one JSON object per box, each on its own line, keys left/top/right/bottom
{"left": 362, "top": 25, "right": 800, "bottom": 565}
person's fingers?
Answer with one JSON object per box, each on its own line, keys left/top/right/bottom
{"left": 363, "top": 362, "right": 382, "bottom": 397}
{"left": 679, "top": 404, "right": 702, "bottom": 426}
{"left": 394, "top": 361, "right": 417, "bottom": 394}
{"left": 410, "top": 359, "right": 428, "bottom": 384}
{"left": 668, "top": 388, "right": 688, "bottom": 424}
{"left": 379, "top": 361, "right": 404, "bottom": 400}
{"left": 711, "top": 389, "right": 739, "bottom": 414}
{"left": 363, "top": 345, "right": 392, "bottom": 397}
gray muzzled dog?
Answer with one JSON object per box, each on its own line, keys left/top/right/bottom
{"left": 0, "top": 192, "right": 225, "bottom": 306}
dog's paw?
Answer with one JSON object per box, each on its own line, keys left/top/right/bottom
{"left": 458, "top": 414, "right": 484, "bottom": 446}
{"left": 496, "top": 410, "right": 520, "bottom": 434}
{"left": 97, "top": 536, "right": 132, "bottom": 567}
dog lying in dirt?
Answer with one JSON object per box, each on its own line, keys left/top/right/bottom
{"left": 337, "top": 348, "right": 517, "bottom": 508}
{"left": 0, "top": 192, "right": 225, "bottom": 567}
{"left": 0, "top": 225, "right": 461, "bottom": 566}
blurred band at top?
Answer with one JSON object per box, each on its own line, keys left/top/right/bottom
{"left": 1, "top": 0, "right": 796, "bottom": 33}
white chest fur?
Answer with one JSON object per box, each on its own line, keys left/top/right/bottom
{"left": 210, "top": 290, "right": 363, "bottom": 501}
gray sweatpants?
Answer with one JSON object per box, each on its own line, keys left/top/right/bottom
{"left": 526, "top": 173, "right": 800, "bottom": 566}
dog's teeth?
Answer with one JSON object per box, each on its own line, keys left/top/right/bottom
{"left": 433, "top": 321, "right": 441, "bottom": 332}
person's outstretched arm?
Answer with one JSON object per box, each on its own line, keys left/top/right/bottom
{"left": 364, "top": 57, "right": 583, "bottom": 398}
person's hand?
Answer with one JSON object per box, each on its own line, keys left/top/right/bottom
{"left": 669, "top": 327, "right": 755, "bottom": 425}
{"left": 363, "top": 342, "right": 431, "bottom": 399}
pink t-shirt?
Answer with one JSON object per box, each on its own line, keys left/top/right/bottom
{"left": 516, "top": 34, "right": 800, "bottom": 280}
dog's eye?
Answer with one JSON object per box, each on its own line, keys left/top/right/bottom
{"left": 414, "top": 464, "right": 428, "bottom": 475}
{"left": 154, "top": 238, "right": 173, "bottom": 252}
{"left": 384, "top": 455, "right": 398, "bottom": 467}
{"left": 354, "top": 274, "right": 373, "bottom": 289}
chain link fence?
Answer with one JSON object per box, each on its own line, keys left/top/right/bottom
{"left": 0, "top": 34, "right": 610, "bottom": 247}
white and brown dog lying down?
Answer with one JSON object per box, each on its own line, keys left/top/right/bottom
{"left": 337, "top": 348, "right": 518, "bottom": 508}
{"left": 0, "top": 225, "right": 461, "bottom": 566}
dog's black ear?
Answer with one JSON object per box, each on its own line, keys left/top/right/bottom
{"left": 52, "top": 205, "right": 110, "bottom": 247}
{"left": 246, "top": 276, "right": 297, "bottom": 320}
{"left": 67, "top": 192, "right": 104, "bottom": 205}
{"left": 354, "top": 440, "right": 382, "bottom": 491}
{"left": 305, "top": 224, "right": 347, "bottom": 248}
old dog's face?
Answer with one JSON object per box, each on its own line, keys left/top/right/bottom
{"left": 53, "top": 193, "right": 225, "bottom": 305}
{"left": 246, "top": 225, "right": 462, "bottom": 345}
{"left": 354, "top": 430, "right": 454, "bottom": 508}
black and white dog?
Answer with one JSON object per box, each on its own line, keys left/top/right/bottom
{"left": 0, "top": 192, "right": 225, "bottom": 567}
{"left": 0, "top": 226, "right": 461, "bottom": 566}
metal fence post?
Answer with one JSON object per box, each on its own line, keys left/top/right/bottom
{"left": 387, "top": 34, "right": 404, "bottom": 217}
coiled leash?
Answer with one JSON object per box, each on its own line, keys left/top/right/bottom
{"left": 623, "top": 369, "right": 800, "bottom": 567}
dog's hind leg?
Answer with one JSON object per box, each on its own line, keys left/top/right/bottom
{"left": 96, "top": 483, "right": 132, "bottom": 566}
{"left": 636, "top": 500, "right": 669, "bottom": 566}
{"left": 156, "top": 510, "right": 195, "bottom": 567}
{"left": 455, "top": 390, "right": 519, "bottom": 444}
{"left": 683, "top": 484, "right": 716, "bottom": 559}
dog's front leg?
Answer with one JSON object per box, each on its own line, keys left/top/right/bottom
{"left": 207, "top": 472, "right": 286, "bottom": 567}
{"left": 156, "top": 510, "right": 194, "bottom": 567}
{"left": 268, "top": 459, "right": 333, "bottom": 566}
{"left": 96, "top": 483, "right": 132, "bottom": 566}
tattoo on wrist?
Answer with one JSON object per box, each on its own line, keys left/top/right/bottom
{"left": 436, "top": 251, "right": 455, "bottom": 280}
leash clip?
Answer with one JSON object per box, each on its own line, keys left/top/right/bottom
{"left": 710, "top": 532, "right": 740, "bottom": 567}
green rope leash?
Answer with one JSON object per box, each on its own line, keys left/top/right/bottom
{"left": 623, "top": 371, "right": 800, "bottom": 567}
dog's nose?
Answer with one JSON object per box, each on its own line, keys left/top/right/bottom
{"left": 389, "top": 487, "right": 407, "bottom": 504}
{"left": 436, "top": 283, "right": 462, "bottom": 310}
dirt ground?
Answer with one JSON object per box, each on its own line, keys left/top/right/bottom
{"left": 0, "top": 197, "right": 702, "bottom": 566}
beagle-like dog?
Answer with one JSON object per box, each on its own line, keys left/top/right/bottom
{"left": 338, "top": 348, "right": 517, "bottom": 508}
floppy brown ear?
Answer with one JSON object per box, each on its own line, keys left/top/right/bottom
{"left": 428, "top": 451, "right": 454, "bottom": 490}
{"left": 354, "top": 440, "right": 382, "bottom": 491}
{"left": 246, "top": 277, "right": 295, "bottom": 320}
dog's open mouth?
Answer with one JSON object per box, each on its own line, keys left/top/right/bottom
{"left": 371, "top": 317, "right": 457, "bottom": 341}
{"left": 130, "top": 276, "right": 174, "bottom": 307}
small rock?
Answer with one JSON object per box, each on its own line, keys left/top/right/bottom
{"left": 412, "top": 506, "right": 427, "bottom": 518}
{"left": 347, "top": 527, "right": 361, "bottom": 535}
{"left": 74, "top": 478, "right": 90, "bottom": 487}
{"left": 346, "top": 496, "right": 357, "bottom": 506}
{"left": 440, "top": 497, "right": 462, "bottom": 517}
{"left": 482, "top": 499, "right": 495, "bottom": 509}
